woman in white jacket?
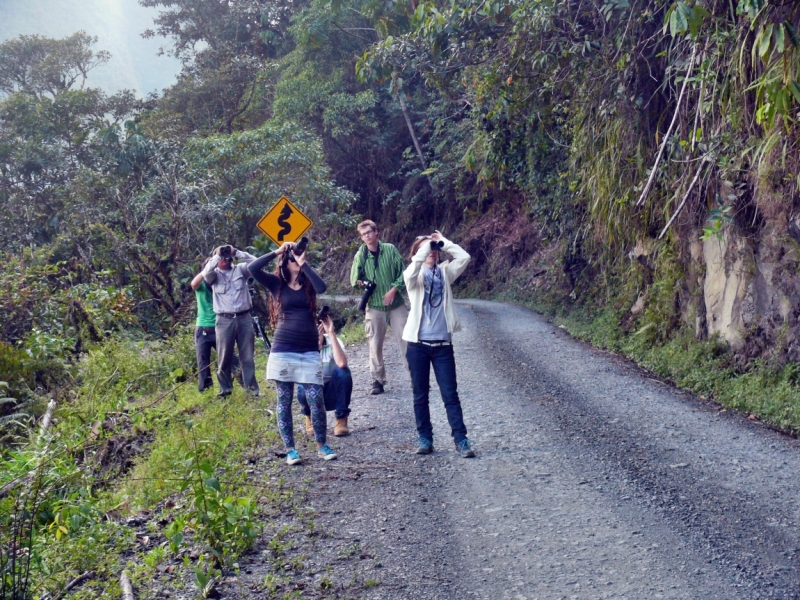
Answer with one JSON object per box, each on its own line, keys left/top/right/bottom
{"left": 402, "top": 231, "right": 475, "bottom": 458}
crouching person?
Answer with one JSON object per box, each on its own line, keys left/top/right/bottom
{"left": 298, "top": 314, "right": 353, "bottom": 437}
{"left": 403, "top": 230, "right": 475, "bottom": 458}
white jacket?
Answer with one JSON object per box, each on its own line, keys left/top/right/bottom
{"left": 402, "top": 236, "right": 471, "bottom": 343}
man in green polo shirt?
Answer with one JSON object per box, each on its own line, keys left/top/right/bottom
{"left": 190, "top": 260, "right": 240, "bottom": 392}
{"left": 350, "top": 219, "right": 409, "bottom": 395}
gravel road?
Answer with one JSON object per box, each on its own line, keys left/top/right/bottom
{"left": 231, "top": 299, "right": 800, "bottom": 599}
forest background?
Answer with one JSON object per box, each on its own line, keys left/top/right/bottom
{"left": 4, "top": 0, "right": 800, "bottom": 595}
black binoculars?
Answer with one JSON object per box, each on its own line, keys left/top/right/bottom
{"left": 219, "top": 245, "right": 234, "bottom": 259}
{"left": 430, "top": 240, "right": 444, "bottom": 250}
{"left": 317, "top": 305, "right": 330, "bottom": 323}
{"left": 287, "top": 236, "right": 309, "bottom": 262}
{"left": 358, "top": 280, "right": 377, "bottom": 312}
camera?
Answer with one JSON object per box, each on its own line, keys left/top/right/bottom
{"left": 219, "top": 245, "right": 233, "bottom": 259}
{"left": 430, "top": 240, "right": 444, "bottom": 250}
{"left": 317, "top": 305, "right": 330, "bottom": 323}
{"left": 288, "top": 237, "right": 309, "bottom": 263}
{"left": 358, "top": 280, "right": 377, "bottom": 311}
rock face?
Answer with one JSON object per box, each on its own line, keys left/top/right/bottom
{"left": 703, "top": 230, "right": 755, "bottom": 350}
{"left": 700, "top": 223, "right": 800, "bottom": 357}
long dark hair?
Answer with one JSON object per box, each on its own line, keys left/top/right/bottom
{"left": 268, "top": 253, "right": 318, "bottom": 328}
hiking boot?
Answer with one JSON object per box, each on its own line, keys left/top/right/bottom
{"left": 318, "top": 445, "right": 338, "bottom": 461}
{"left": 370, "top": 380, "right": 384, "bottom": 395}
{"left": 286, "top": 449, "right": 302, "bottom": 466}
{"left": 416, "top": 437, "right": 434, "bottom": 455}
{"left": 304, "top": 415, "right": 314, "bottom": 436}
{"left": 216, "top": 390, "right": 232, "bottom": 398}
{"left": 334, "top": 416, "right": 350, "bottom": 437}
{"left": 456, "top": 438, "right": 476, "bottom": 458}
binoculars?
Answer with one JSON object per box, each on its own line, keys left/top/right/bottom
{"left": 317, "top": 305, "right": 330, "bottom": 323}
{"left": 287, "top": 236, "right": 309, "bottom": 263}
{"left": 219, "top": 245, "right": 234, "bottom": 259}
{"left": 430, "top": 240, "right": 444, "bottom": 250}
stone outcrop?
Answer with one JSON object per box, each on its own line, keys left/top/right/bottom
{"left": 702, "top": 230, "right": 755, "bottom": 350}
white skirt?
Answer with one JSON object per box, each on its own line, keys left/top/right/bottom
{"left": 266, "top": 351, "right": 323, "bottom": 385}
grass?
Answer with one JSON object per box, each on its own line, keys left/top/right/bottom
{"left": 2, "top": 314, "right": 366, "bottom": 600}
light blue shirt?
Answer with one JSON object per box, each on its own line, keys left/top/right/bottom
{"left": 418, "top": 265, "right": 450, "bottom": 342}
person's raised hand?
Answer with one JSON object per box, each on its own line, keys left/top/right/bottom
{"left": 321, "top": 315, "right": 334, "bottom": 334}
{"left": 276, "top": 242, "right": 293, "bottom": 256}
{"left": 294, "top": 245, "right": 307, "bottom": 266}
{"left": 430, "top": 230, "right": 443, "bottom": 241}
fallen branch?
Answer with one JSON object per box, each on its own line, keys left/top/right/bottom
{"left": 658, "top": 158, "right": 708, "bottom": 240}
{"left": 38, "top": 399, "right": 56, "bottom": 442}
{"left": 636, "top": 45, "right": 698, "bottom": 208}
{"left": 47, "top": 570, "right": 95, "bottom": 600}
{"left": 120, "top": 571, "right": 135, "bottom": 600}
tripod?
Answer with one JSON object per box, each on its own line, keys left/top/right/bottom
{"left": 252, "top": 313, "right": 271, "bottom": 353}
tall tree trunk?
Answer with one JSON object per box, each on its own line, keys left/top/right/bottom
{"left": 396, "top": 92, "right": 427, "bottom": 172}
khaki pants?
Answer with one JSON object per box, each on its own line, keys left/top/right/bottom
{"left": 365, "top": 305, "right": 409, "bottom": 384}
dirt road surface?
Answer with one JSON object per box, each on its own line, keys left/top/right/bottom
{"left": 232, "top": 299, "right": 800, "bottom": 599}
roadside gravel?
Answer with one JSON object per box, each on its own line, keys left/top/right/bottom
{"left": 223, "top": 299, "right": 800, "bottom": 599}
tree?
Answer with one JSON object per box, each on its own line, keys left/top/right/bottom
{"left": 0, "top": 32, "right": 110, "bottom": 99}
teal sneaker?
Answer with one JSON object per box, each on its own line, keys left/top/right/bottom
{"left": 286, "top": 449, "right": 302, "bottom": 465}
{"left": 456, "top": 438, "right": 476, "bottom": 458}
{"left": 318, "top": 444, "right": 337, "bottom": 461}
{"left": 416, "top": 437, "right": 434, "bottom": 455}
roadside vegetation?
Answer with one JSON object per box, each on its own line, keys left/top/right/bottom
{"left": 0, "top": 303, "right": 363, "bottom": 599}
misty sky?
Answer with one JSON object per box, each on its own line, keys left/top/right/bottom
{"left": 0, "top": 0, "right": 182, "bottom": 96}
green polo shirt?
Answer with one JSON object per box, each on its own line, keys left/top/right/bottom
{"left": 195, "top": 281, "right": 216, "bottom": 327}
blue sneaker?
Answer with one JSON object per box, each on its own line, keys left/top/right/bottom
{"left": 286, "top": 449, "right": 302, "bottom": 465}
{"left": 318, "top": 444, "right": 338, "bottom": 461}
{"left": 416, "top": 437, "right": 434, "bottom": 455}
{"left": 457, "top": 438, "right": 476, "bottom": 458}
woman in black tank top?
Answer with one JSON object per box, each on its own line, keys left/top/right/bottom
{"left": 248, "top": 242, "right": 337, "bottom": 465}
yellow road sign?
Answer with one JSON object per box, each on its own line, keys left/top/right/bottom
{"left": 256, "top": 196, "right": 313, "bottom": 246}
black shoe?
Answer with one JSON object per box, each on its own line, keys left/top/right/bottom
{"left": 216, "top": 390, "right": 232, "bottom": 398}
{"left": 370, "top": 380, "right": 384, "bottom": 395}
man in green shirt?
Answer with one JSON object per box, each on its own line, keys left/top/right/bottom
{"left": 191, "top": 261, "right": 239, "bottom": 393}
{"left": 350, "top": 220, "right": 409, "bottom": 395}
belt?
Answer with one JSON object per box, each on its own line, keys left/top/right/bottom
{"left": 418, "top": 340, "right": 451, "bottom": 347}
{"left": 217, "top": 309, "right": 251, "bottom": 319}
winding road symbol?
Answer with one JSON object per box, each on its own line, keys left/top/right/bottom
{"left": 256, "top": 196, "right": 313, "bottom": 246}
{"left": 276, "top": 204, "right": 293, "bottom": 241}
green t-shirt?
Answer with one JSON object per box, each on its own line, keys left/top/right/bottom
{"left": 195, "top": 281, "right": 216, "bottom": 327}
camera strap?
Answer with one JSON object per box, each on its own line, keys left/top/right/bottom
{"left": 360, "top": 242, "right": 379, "bottom": 281}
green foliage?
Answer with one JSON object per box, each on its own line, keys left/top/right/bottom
{"left": 186, "top": 120, "right": 359, "bottom": 240}
{"left": 178, "top": 420, "right": 260, "bottom": 566}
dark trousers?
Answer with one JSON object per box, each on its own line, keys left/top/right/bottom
{"left": 215, "top": 314, "right": 259, "bottom": 394}
{"left": 406, "top": 342, "right": 467, "bottom": 444}
{"left": 195, "top": 327, "right": 241, "bottom": 392}
{"left": 298, "top": 366, "right": 353, "bottom": 419}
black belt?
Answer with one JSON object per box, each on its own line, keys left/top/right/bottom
{"left": 418, "top": 340, "right": 451, "bottom": 347}
{"left": 217, "top": 309, "right": 251, "bottom": 319}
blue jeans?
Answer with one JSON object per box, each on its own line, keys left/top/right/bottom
{"left": 298, "top": 366, "right": 353, "bottom": 419}
{"left": 406, "top": 342, "right": 467, "bottom": 444}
